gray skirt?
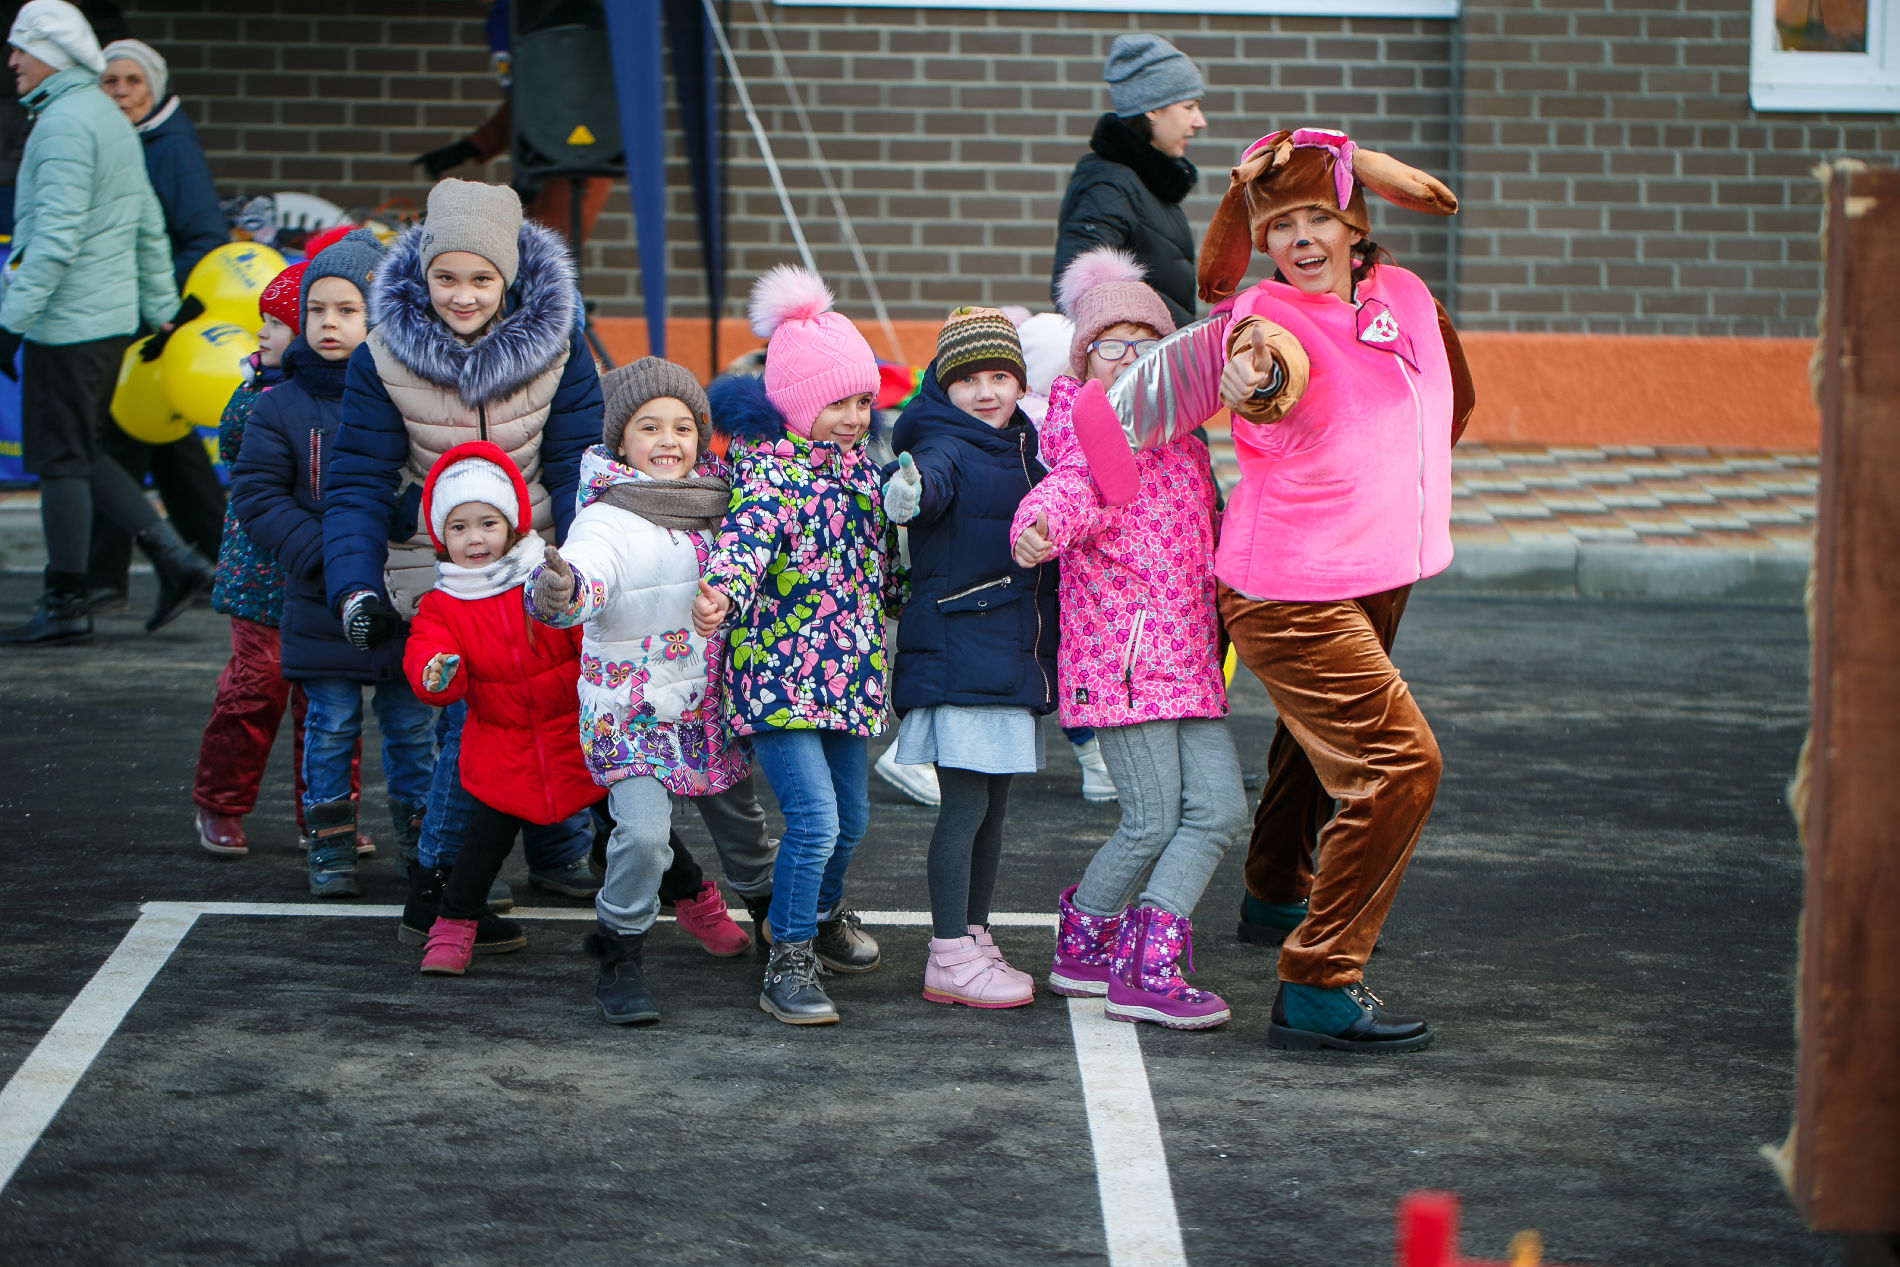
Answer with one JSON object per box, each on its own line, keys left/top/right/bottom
{"left": 895, "top": 704, "right": 1045, "bottom": 775}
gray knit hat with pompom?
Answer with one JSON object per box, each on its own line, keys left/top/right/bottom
{"left": 602, "top": 357, "right": 713, "bottom": 456}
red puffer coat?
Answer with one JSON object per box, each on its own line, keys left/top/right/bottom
{"left": 404, "top": 441, "right": 602, "bottom": 825}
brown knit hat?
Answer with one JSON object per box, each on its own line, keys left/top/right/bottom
{"left": 602, "top": 357, "right": 712, "bottom": 456}
{"left": 1198, "top": 127, "right": 1458, "bottom": 303}
{"left": 934, "top": 306, "right": 1026, "bottom": 389}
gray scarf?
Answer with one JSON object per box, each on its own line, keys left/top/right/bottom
{"left": 592, "top": 475, "right": 731, "bottom": 532}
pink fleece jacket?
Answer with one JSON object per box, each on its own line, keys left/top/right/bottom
{"left": 1011, "top": 375, "right": 1226, "bottom": 730}
{"left": 1217, "top": 264, "right": 1455, "bottom": 602}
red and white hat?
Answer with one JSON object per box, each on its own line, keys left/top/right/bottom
{"left": 421, "top": 440, "right": 530, "bottom": 551}
{"left": 257, "top": 261, "right": 308, "bottom": 334}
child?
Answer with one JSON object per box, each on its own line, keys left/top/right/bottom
{"left": 692, "top": 265, "right": 897, "bottom": 1027}
{"left": 229, "top": 231, "right": 438, "bottom": 898}
{"left": 406, "top": 441, "right": 600, "bottom": 974}
{"left": 526, "top": 357, "right": 775, "bottom": 1024}
{"left": 324, "top": 177, "right": 603, "bottom": 916}
{"left": 1010, "top": 247, "right": 1247, "bottom": 1029}
{"left": 881, "top": 307, "right": 1058, "bottom": 1009}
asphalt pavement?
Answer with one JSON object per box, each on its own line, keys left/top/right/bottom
{"left": 0, "top": 574, "right": 1830, "bottom": 1266}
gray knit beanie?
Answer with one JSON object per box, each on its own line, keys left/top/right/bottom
{"left": 602, "top": 357, "right": 713, "bottom": 457}
{"left": 299, "top": 228, "right": 385, "bottom": 317}
{"left": 419, "top": 178, "right": 523, "bottom": 287}
{"left": 1103, "top": 34, "right": 1205, "bottom": 117}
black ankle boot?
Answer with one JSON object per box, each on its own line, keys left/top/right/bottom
{"left": 583, "top": 922, "right": 660, "bottom": 1025}
{"left": 136, "top": 520, "right": 213, "bottom": 633}
{"left": 814, "top": 903, "right": 880, "bottom": 974}
{"left": 759, "top": 939, "right": 838, "bottom": 1025}
{"left": 400, "top": 863, "right": 526, "bottom": 953}
{"left": 388, "top": 799, "right": 427, "bottom": 878}
{"left": 0, "top": 570, "right": 93, "bottom": 645}
{"left": 744, "top": 893, "right": 773, "bottom": 957}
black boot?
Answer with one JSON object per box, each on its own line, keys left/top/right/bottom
{"left": 1267, "top": 980, "right": 1432, "bottom": 1054}
{"left": 583, "top": 922, "right": 660, "bottom": 1025}
{"left": 305, "top": 798, "right": 361, "bottom": 898}
{"left": 388, "top": 799, "right": 427, "bottom": 878}
{"left": 399, "top": 863, "right": 526, "bottom": 952}
{"left": 0, "top": 570, "right": 93, "bottom": 645}
{"left": 759, "top": 939, "right": 838, "bottom": 1025}
{"left": 136, "top": 519, "right": 214, "bottom": 633}
{"left": 814, "top": 902, "right": 880, "bottom": 974}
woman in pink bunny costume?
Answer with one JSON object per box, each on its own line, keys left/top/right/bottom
{"left": 1064, "top": 127, "right": 1475, "bottom": 1054}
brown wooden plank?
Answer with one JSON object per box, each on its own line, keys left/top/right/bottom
{"left": 1796, "top": 163, "right": 1900, "bottom": 1232}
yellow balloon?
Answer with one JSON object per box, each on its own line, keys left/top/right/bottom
{"left": 183, "top": 242, "right": 289, "bottom": 330}
{"left": 112, "top": 337, "right": 193, "bottom": 443}
{"left": 159, "top": 318, "right": 258, "bottom": 430}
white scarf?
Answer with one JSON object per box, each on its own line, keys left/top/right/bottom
{"left": 433, "top": 531, "right": 544, "bottom": 601}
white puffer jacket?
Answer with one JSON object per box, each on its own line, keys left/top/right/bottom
{"left": 531, "top": 445, "right": 746, "bottom": 795}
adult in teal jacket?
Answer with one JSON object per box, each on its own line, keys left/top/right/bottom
{"left": 0, "top": 0, "right": 206, "bottom": 646}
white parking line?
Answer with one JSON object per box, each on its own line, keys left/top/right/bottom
{"left": 1068, "top": 997, "right": 1190, "bottom": 1267}
{"left": 0, "top": 902, "right": 1181, "bottom": 1265}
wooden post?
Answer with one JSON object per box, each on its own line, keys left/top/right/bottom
{"left": 1797, "top": 163, "right": 1900, "bottom": 1233}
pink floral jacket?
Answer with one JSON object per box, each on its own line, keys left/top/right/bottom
{"left": 1009, "top": 375, "right": 1227, "bottom": 730}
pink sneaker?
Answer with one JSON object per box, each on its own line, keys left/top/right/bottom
{"left": 419, "top": 917, "right": 478, "bottom": 976}
{"left": 1104, "top": 905, "right": 1229, "bottom": 1030}
{"left": 673, "top": 880, "right": 752, "bottom": 957}
{"left": 1048, "top": 884, "right": 1124, "bottom": 997}
{"left": 968, "top": 925, "right": 1035, "bottom": 993}
{"left": 923, "top": 936, "right": 1034, "bottom": 1009}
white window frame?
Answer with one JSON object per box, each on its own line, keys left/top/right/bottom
{"left": 775, "top": 1, "right": 1459, "bottom": 16}
{"left": 1750, "top": 0, "right": 1900, "bottom": 112}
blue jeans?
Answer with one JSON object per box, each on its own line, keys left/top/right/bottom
{"left": 749, "top": 729, "right": 868, "bottom": 945}
{"left": 417, "top": 700, "right": 591, "bottom": 870}
{"left": 300, "top": 677, "right": 435, "bottom": 812}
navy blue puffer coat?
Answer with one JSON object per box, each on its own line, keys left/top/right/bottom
{"left": 888, "top": 365, "right": 1059, "bottom": 717}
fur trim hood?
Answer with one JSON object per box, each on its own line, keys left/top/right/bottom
{"left": 369, "top": 218, "right": 578, "bottom": 407}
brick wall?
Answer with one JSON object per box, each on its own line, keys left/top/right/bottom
{"left": 118, "top": 0, "right": 1900, "bottom": 341}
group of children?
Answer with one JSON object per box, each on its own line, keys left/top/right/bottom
{"left": 190, "top": 173, "right": 1252, "bottom": 1032}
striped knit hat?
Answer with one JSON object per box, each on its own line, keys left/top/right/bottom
{"left": 934, "top": 306, "right": 1026, "bottom": 389}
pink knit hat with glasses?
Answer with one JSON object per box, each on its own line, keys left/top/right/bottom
{"left": 1054, "top": 247, "right": 1176, "bottom": 378}
{"left": 748, "top": 264, "right": 879, "bottom": 438}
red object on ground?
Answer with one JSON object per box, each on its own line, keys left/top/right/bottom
{"left": 1395, "top": 1190, "right": 1598, "bottom": 1267}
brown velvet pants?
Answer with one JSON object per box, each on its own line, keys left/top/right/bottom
{"left": 1218, "top": 583, "right": 1441, "bottom": 988}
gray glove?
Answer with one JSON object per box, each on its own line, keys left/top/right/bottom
{"left": 882, "top": 452, "right": 922, "bottom": 524}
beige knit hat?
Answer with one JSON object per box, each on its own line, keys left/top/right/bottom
{"left": 602, "top": 357, "right": 712, "bottom": 456}
{"left": 419, "top": 178, "right": 524, "bottom": 287}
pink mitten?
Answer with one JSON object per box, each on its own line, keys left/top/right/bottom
{"left": 1070, "top": 378, "right": 1139, "bottom": 507}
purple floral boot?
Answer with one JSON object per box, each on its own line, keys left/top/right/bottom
{"left": 1048, "top": 884, "right": 1125, "bottom": 997}
{"left": 1105, "top": 905, "right": 1230, "bottom": 1029}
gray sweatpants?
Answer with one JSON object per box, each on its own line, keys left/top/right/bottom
{"left": 597, "top": 771, "right": 779, "bottom": 934}
{"left": 1072, "top": 718, "right": 1249, "bottom": 920}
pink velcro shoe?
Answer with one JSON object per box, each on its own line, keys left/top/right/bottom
{"left": 967, "top": 925, "right": 1035, "bottom": 993}
{"left": 419, "top": 917, "right": 478, "bottom": 976}
{"left": 923, "top": 936, "right": 1033, "bottom": 1009}
{"left": 672, "top": 880, "right": 753, "bottom": 957}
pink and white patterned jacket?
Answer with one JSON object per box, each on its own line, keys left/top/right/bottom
{"left": 1009, "top": 375, "right": 1226, "bottom": 730}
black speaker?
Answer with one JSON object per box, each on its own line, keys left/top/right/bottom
{"left": 508, "top": 0, "right": 624, "bottom": 180}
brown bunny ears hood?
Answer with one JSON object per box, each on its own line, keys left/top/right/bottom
{"left": 1196, "top": 128, "right": 1459, "bottom": 303}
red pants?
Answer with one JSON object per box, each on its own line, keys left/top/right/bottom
{"left": 1219, "top": 583, "right": 1441, "bottom": 989}
{"left": 193, "top": 617, "right": 357, "bottom": 828}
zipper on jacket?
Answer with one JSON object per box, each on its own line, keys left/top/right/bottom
{"left": 478, "top": 403, "right": 489, "bottom": 442}
{"left": 1019, "top": 430, "right": 1051, "bottom": 705}
{"left": 1396, "top": 359, "right": 1426, "bottom": 579}
{"left": 1121, "top": 608, "right": 1149, "bottom": 708}
{"left": 939, "top": 574, "right": 1013, "bottom": 603}
{"left": 308, "top": 430, "right": 322, "bottom": 501}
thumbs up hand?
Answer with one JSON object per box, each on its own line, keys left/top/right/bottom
{"left": 530, "top": 544, "right": 576, "bottom": 616}
{"left": 882, "top": 452, "right": 923, "bottom": 524}
{"left": 1013, "top": 511, "right": 1053, "bottom": 568}
{"left": 1220, "top": 322, "right": 1279, "bottom": 411}
{"left": 691, "top": 578, "right": 732, "bottom": 638}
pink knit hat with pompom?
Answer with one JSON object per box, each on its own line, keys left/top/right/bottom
{"left": 1055, "top": 247, "right": 1177, "bottom": 378}
{"left": 749, "top": 264, "right": 880, "bottom": 438}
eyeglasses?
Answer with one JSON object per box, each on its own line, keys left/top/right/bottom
{"left": 1088, "top": 338, "right": 1160, "bottom": 363}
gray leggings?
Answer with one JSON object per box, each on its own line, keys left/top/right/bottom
{"left": 1072, "top": 718, "right": 1249, "bottom": 920}
{"left": 597, "top": 772, "right": 778, "bottom": 934}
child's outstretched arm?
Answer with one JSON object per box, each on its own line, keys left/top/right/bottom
{"left": 885, "top": 442, "right": 959, "bottom": 528}
{"left": 695, "top": 493, "right": 785, "bottom": 633}
{"left": 526, "top": 506, "right": 622, "bottom": 627}
{"left": 403, "top": 598, "right": 469, "bottom": 705}
{"left": 1010, "top": 458, "right": 1110, "bottom": 568}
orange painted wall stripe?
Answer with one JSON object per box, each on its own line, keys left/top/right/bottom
{"left": 592, "top": 318, "right": 1821, "bottom": 451}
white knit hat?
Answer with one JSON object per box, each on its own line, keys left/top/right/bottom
{"left": 1016, "top": 312, "right": 1077, "bottom": 398}
{"left": 8, "top": 0, "right": 103, "bottom": 75}
{"left": 101, "top": 39, "right": 167, "bottom": 103}
{"left": 427, "top": 456, "right": 520, "bottom": 545}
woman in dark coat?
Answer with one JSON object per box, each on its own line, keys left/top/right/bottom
{"left": 1051, "top": 34, "right": 1208, "bottom": 329}
{"left": 87, "top": 37, "right": 227, "bottom": 607}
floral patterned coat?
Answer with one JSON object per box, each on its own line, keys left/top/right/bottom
{"left": 209, "top": 358, "right": 287, "bottom": 626}
{"left": 701, "top": 375, "right": 903, "bottom": 738}
{"left": 530, "top": 445, "right": 748, "bottom": 797}
{"left": 1009, "top": 374, "right": 1227, "bottom": 729}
